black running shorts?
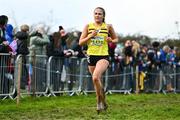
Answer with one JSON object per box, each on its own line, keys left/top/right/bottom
{"left": 87, "top": 55, "right": 109, "bottom": 66}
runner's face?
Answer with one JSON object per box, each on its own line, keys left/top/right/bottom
{"left": 94, "top": 8, "right": 104, "bottom": 23}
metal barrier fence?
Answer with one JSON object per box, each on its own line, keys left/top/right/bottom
{"left": 0, "top": 53, "right": 16, "bottom": 99}
{"left": 16, "top": 54, "right": 48, "bottom": 97}
{"left": 106, "top": 62, "right": 134, "bottom": 94}
{"left": 144, "top": 66, "right": 161, "bottom": 93}
{"left": 47, "top": 56, "right": 82, "bottom": 96}
{"left": 1, "top": 53, "right": 180, "bottom": 99}
{"left": 175, "top": 66, "right": 180, "bottom": 92}
{"left": 161, "top": 64, "right": 176, "bottom": 94}
{"left": 140, "top": 64, "right": 177, "bottom": 94}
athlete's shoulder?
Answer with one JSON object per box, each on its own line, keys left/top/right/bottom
{"left": 88, "top": 22, "right": 94, "bottom": 25}
{"left": 82, "top": 24, "right": 89, "bottom": 30}
{"left": 88, "top": 22, "right": 94, "bottom": 27}
{"left": 83, "top": 23, "right": 94, "bottom": 32}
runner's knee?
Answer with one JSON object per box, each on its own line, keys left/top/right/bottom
{"left": 93, "top": 76, "right": 99, "bottom": 82}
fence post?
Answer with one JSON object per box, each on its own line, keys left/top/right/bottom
{"left": 31, "top": 49, "right": 36, "bottom": 97}
{"left": 135, "top": 65, "right": 139, "bottom": 94}
{"left": 17, "top": 56, "right": 22, "bottom": 105}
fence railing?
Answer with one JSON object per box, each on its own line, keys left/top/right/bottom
{"left": 0, "top": 53, "right": 180, "bottom": 99}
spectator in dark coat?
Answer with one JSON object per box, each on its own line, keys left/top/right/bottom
{"left": 0, "top": 15, "right": 9, "bottom": 53}
{"left": 0, "top": 15, "right": 10, "bottom": 96}
{"left": 15, "top": 31, "right": 30, "bottom": 89}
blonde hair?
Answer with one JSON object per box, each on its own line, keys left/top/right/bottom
{"left": 132, "top": 40, "right": 140, "bottom": 57}
{"left": 20, "top": 24, "right": 29, "bottom": 32}
{"left": 162, "top": 45, "right": 170, "bottom": 52}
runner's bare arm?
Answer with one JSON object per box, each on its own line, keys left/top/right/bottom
{"left": 107, "top": 24, "right": 118, "bottom": 43}
{"left": 79, "top": 24, "right": 98, "bottom": 46}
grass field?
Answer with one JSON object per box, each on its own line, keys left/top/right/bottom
{"left": 0, "top": 93, "right": 180, "bottom": 120}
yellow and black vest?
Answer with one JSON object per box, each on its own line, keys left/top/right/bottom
{"left": 87, "top": 22, "right": 109, "bottom": 56}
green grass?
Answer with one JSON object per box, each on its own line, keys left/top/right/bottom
{"left": 0, "top": 93, "right": 180, "bottom": 120}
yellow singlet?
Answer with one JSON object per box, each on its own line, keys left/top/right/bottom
{"left": 87, "top": 22, "right": 109, "bottom": 56}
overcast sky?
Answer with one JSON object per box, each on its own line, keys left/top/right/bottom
{"left": 1, "top": 0, "right": 180, "bottom": 39}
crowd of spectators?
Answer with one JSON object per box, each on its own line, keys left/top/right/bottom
{"left": 1, "top": 15, "right": 180, "bottom": 95}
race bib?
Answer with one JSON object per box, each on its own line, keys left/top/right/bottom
{"left": 91, "top": 36, "right": 104, "bottom": 46}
